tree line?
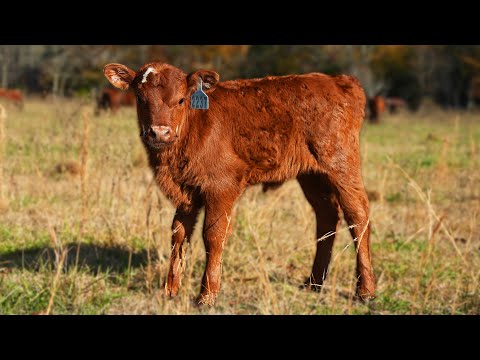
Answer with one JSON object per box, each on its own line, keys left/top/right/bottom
{"left": 1, "top": 45, "right": 480, "bottom": 109}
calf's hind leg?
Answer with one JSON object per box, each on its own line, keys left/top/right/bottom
{"left": 297, "top": 173, "right": 340, "bottom": 291}
{"left": 332, "top": 173, "right": 375, "bottom": 300}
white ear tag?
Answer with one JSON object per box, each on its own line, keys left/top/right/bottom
{"left": 190, "top": 79, "right": 209, "bottom": 110}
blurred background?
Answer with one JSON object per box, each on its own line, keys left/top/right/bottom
{"left": 2, "top": 45, "right": 480, "bottom": 110}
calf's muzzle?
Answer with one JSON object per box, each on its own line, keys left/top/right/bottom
{"left": 146, "top": 125, "right": 175, "bottom": 143}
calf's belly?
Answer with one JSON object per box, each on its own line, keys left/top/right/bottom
{"left": 245, "top": 149, "right": 318, "bottom": 185}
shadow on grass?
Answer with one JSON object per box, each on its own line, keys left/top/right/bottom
{"left": 0, "top": 243, "right": 154, "bottom": 274}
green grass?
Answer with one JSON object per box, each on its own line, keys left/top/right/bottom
{"left": 0, "top": 100, "right": 479, "bottom": 314}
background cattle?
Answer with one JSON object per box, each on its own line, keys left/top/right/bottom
{"left": 368, "top": 95, "right": 386, "bottom": 123}
{"left": 385, "top": 97, "right": 407, "bottom": 113}
{"left": 104, "top": 62, "right": 375, "bottom": 306}
{"left": 95, "top": 87, "right": 136, "bottom": 115}
{"left": 0, "top": 88, "right": 23, "bottom": 109}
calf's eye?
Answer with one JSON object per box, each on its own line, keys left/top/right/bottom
{"left": 178, "top": 98, "right": 184, "bottom": 105}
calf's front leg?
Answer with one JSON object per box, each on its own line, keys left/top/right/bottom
{"left": 198, "top": 193, "right": 237, "bottom": 306}
{"left": 165, "top": 205, "right": 202, "bottom": 297}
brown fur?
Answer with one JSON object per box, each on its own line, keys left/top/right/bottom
{"left": 0, "top": 88, "right": 24, "bottom": 109}
{"left": 104, "top": 62, "right": 376, "bottom": 306}
{"left": 96, "top": 87, "right": 136, "bottom": 115}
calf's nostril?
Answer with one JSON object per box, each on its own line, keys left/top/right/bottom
{"left": 148, "top": 127, "right": 157, "bottom": 139}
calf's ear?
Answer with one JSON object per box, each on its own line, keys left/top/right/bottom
{"left": 187, "top": 70, "right": 219, "bottom": 93}
{"left": 104, "top": 63, "right": 136, "bottom": 90}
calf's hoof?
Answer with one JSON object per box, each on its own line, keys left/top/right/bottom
{"left": 196, "top": 293, "right": 217, "bottom": 307}
{"left": 355, "top": 286, "right": 376, "bottom": 302}
{"left": 300, "top": 276, "right": 324, "bottom": 292}
{"left": 164, "top": 282, "right": 180, "bottom": 297}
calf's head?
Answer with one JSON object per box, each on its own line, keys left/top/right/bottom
{"left": 103, "top": 62, "right": 219, "bottom": 150}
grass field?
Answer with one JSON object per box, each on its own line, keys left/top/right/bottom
{"left": 0, "top": 99, "right": 479, "bottom": 314}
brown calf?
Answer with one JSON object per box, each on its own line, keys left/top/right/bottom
{"left": 95, "top": 87, "right": 136, "bottom": 115}
{"left": 0, "top": 88, "right": 24, "bottom": 109}
{"left": 104, "top": 62, "right": 375, "bottom": 306}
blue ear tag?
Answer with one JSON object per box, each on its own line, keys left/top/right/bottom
{"left": 190, "top": 79, "right": 209, "bottom": 110}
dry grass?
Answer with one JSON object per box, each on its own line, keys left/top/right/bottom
{"left": 0, "top": 100, "right": 479, "bottom": 314}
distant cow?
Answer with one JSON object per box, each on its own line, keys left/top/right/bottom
{"left": 95, "top": 87, "right": 136, "bottom": 115}
{"left": 385, "top": 97, "right": 406, "bottom": 113}
{"left": 368, "top": 95, "right": 385, "bottom": 123}
{"left": 104, "top": 62, "right": 375, "bottom": 306}
{"left": 0, "top": 88, "right": 24, "bottom": 109}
